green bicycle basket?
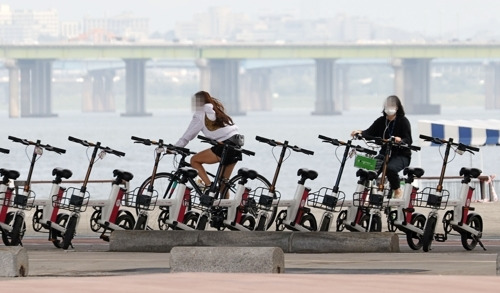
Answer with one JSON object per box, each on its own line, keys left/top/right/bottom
{"left": 354, "top": 155, "right": 377, "bottom": 171}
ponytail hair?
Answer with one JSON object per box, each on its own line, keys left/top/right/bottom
{"left": 194, "top": 91, "right": 234, "bottom": 127}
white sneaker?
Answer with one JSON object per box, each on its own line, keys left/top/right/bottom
{"left": 195, "top": 177, "right": 210, "bottom": 192}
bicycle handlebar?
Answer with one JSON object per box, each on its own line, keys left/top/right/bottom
{"left": 131, "top": 136, "right": 153, "bottom": 146}
{"left": 197, "top": 135, "right": 218, "bottom": 146}
{"left": 68, "top": 136, "right": 125, "bottom": 157}
{"left": 255, "top": 135, "right": 314, "bottom": 155}
{"left": 102, "top": 147, "right": 126, "bottom": 157}
{"left": 131, "top": 135, "right": 165, "bottom": 147}
{"left": 165, "top": 144, "right": 196, "bottom": 156}
{"left": 8, "top": 136, "right": 66, "bottom": 154}
{"left": 68, "top": 136, "right": 93, "bottom": 147}
{"left": 355, "top": 134, "right": 420, "bottom": 152}
{"left": 319, "top": 134, "right": 378, "bottom": 156}
{"left": 419, "top": 134, "right": 480, "bottom": 153}
{"left": 0, "top": 147, "right": 9, "bottom": 154}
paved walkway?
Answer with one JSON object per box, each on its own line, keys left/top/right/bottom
{"left": 1, "top": 201, "right": 500, "bottom": 292}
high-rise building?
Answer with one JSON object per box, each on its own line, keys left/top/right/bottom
{"left": 82, "top": 13, "right": 149, "bottom": 42}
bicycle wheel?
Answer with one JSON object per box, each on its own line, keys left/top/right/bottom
{"left": 386, "top": 209, "right": 398, "bottom": 232}
{"left": 1, "top": 212, "right": 26, "bottom": 246}
{"left": 183, "top": 211, "right": 199, "bottom": 229}
{"left": 442, "top": 210, "right": 453, "bottom": 234}
{"left": 9, "top": 214, "right": 25, "bottom": 246}
{"left": 134, "top": 214, "right": 148, "bottom": 230}
{"left": 422, "top": 216, "right": 437, "bottom": 252}
{"left": 336, "top": 210, "right": 348, "bottom": 232}
{"left": 460, "top": 214, "right": 483, "bottom": 251}
{"left": 158, "top": 209, "right": 170, "bottom": 230}
{"left": 52, "top": 213, "right": 70, "bottom": 248}
{"left": 32, "top": 208, "right": 44, "bottom": 232}
{"left": 240, "top": 214, "right": 256, "bottom": 231}
{"left": 406, "top": 213, "right": 426, "bottom": 250}
{"left": 299, "top": 213, "right": 318, "bottom": 231}
{"left": 222, "top": 173, "right": 273, "bottom": 230}
{"left": 196, "top": 214, "right": 209, "bottom": 230}
{"left": 89, "top": 209, "right": 102, "bottom": 233}
{"left": 275, "top": 210, "right": 287, "bottom": 231}
{"left": 62, "top": 215, "right": 78, "bottom": 250}
{"left": 319, "top": 214, "right": 332, "bottom": 232}
{"left": 360, "top": 213, "right": 382, "bottom": 232}
{"left": 116, "top": 213, "right": 135, "bottom": 230}
{"left": 138, "top": 172, "right": 178, "bottom": 230}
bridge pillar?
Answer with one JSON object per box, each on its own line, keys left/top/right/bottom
{"left": 338, "top": 64, "right": 351, "bottom": 111}
{"left": 4, "top": 60, "right": 20, "bottom": 118}
{"left": 392, "top": 58, "right": 440, "bottom": 114}
{"left": 83, "top": 70, "right": 116, "bottom": 112}
{"left": 485, "top": 61, "right": 500, "bottom": 109}
{"left": 197, "top": 58, "right": 244, "bottom": 115}
{"left": 313, "top": 59, "right": 342, "bottom": 115}
{"left": 16, "top": 59, "right": 55, "bottom": 117}
{"left": 240, "top": 68, "right": 272, "bottom": 111}
{"left": 122, "top": 59, "right": 151, "bottom": 116}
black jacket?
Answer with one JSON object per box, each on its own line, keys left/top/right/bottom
{"left": 362, "top": 115, "right": 413, "bottom": 158}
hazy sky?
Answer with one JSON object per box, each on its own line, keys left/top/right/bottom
{"left": 3, "top": 0, "right": 499, "bottom": 38}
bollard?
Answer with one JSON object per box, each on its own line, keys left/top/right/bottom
{"left": 0, "top": 246, "right": 29, "bottom": 277}
{"left": 497, "top": 253, "right": 500, "bottom": 276}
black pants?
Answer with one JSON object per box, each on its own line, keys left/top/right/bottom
{"left": 376, "top": 155, "right": 410, "bottom": 190}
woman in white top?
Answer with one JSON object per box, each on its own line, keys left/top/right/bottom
{"left": 175, "top": 91, "right": 242, "bottom": 190}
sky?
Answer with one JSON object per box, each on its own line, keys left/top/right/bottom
{"left": 3, "top": 0, "right": 499, "bottom": 38}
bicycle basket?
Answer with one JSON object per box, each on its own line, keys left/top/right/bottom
{"left": 247, "top": 187, "right": 280, "bottom": 212}
{"left": 122, "top": 187, "right": 159, "bottom": 211}
{"left": 53, "top": 187, "right": 90, "bottom": 212}
{"left": 190, "top": 189, "right": 214, "bottom": 211}
{"left": 354, "top": 155, "right": 378, "bottom": 171}
{"left": 308, "top": 187, "right": 345, "bottom": 212}
{"left": 11, "top": 189, "right": 36, "bottom": 210}
{"left": 353, "top": 187, "right": 386, "bottom": 209}
{"left": 414, "top": 187, "right": 450, "bottom": 210}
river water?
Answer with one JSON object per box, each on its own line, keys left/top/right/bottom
{"left": 1, "top": 106, "right": 499, "bottom": 200}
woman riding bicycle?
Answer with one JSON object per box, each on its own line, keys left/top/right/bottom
{"left": 174, "top": 91, "right": 243, "bottom": 192}
{"left": 350, "top": 95, "right": 413, "bottom": 199}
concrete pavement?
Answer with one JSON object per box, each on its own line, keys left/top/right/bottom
{"left": 1, "top": 201, "right": 500, "bottom": 291}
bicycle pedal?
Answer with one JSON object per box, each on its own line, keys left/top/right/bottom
{"left": 434, "top": 233, "right": 447, "bottom": 242}
{"left": 100, "top": 234, "right": 110, "bottom": 242}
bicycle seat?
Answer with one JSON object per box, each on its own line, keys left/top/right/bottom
{"left": 459, "top": 167, "right": 482, "bottom": 179}
{"left": 297, "top": 168, "right": 318, "bottom": 181}
{"left": 52, "top": 167, "right": 73, "bottom": 180}
{"left": 356, "top": 169, "right": 378, "bottom": 181}
{"left": 237, "top": 168, "right": 258, "bottom": 180}
{"left": 0, "top": 168, "right": 20, "bottom": 180}
{"left": 179, "top": 167, "right": 198, "bottom": 179}
{"left": 113, "top": 169, "right": 134, "bottom": 182}
{"left": 403, "top": 167, "right": 425, "bottom": 179}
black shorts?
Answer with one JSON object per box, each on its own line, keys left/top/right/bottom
{"left": 211, "top": 143, "right": 242, "bottom": 166}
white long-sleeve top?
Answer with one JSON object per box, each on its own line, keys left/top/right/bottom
{"left": 174, "top": 103, "right": 239, "bottom": 148}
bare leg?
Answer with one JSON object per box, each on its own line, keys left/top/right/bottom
{"left": 220, "top": 163, "right": 236, "bottom": 199}
{"left": 190, "top": 148, "right": 220, "bottom": 186}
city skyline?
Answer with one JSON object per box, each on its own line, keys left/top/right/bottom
{"left": 2, "top": 0, "right": 500, "bottom": 40}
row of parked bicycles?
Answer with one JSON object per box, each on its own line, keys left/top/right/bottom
{"left": 0, "top": 133, "right": 486, "bottom": 252}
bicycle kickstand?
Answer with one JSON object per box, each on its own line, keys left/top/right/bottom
{"left": 475, "top": 236, "right": 487, "bottom": 251}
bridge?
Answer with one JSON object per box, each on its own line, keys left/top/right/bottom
{"left": 2, "top": 43, "right": 500, "bottom": 117}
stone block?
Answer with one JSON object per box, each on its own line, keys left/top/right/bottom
{"left": 170, "top": 246, "right": 284, "bottom": 273}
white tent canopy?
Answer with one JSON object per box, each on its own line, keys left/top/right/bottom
{"left": 418, "top": 119, "right": 500, "bottom": 146}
